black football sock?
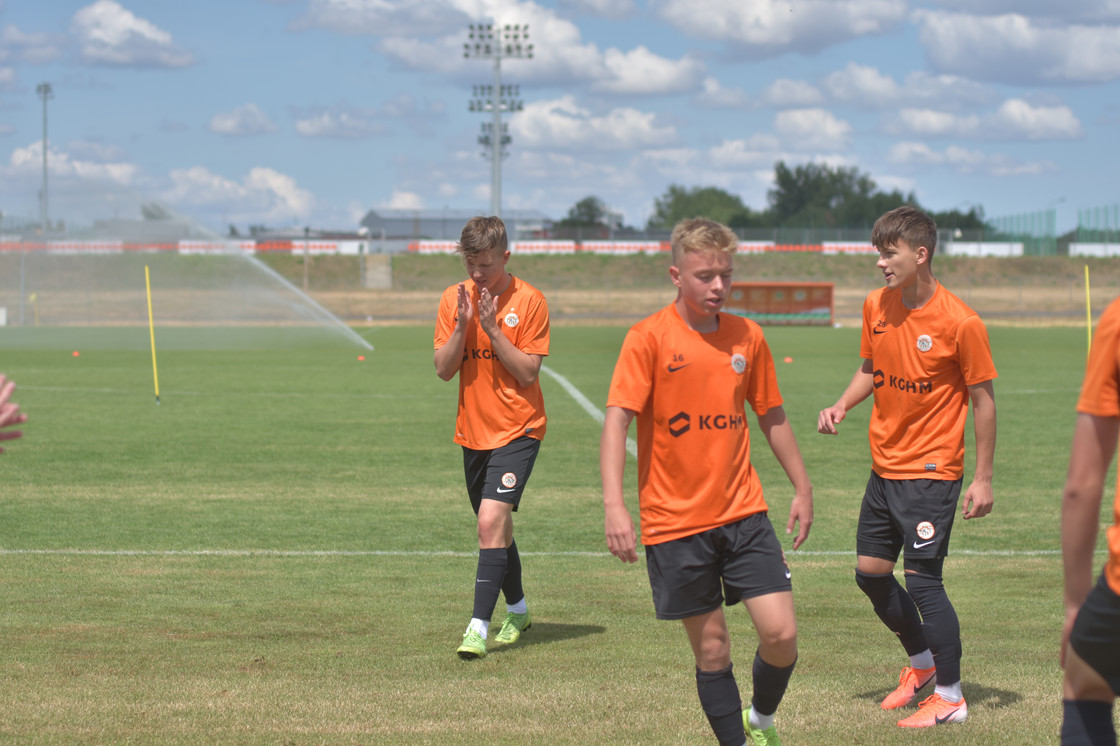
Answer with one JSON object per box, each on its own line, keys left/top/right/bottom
{"left": 696, "top": 664, "right": 745, "bottom": 746}
{"left": 471, "top": 547, "right": 508, "bottom": 622}
{"left": 501, "top": 538, "right": 524, "bottom": 606}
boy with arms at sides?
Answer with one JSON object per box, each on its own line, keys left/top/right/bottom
{"left": 1060, "top": 295, "right": 1120, "bottom": 745}
{"left": 817, "top": 205, "right": 997, "bottom": 728}
{"left": 434, "top": 216, "right": 550, "bottom": 660}
{"left": 601, "top": 218, "right": 814, "bottom": 746}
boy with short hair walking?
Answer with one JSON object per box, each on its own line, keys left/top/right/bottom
{"left": 817, "top": 205, "right": 997, "bottom": 728}
{"left": 434, "top": 216, "right": 550, "bottom": 660}
{"left": 601, "top": 218, "right": 813, "bottom": 745}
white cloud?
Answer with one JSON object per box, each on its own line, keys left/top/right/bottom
{"left": 514, "top": 95, "right": 677, "bottom": 150}
{"left": 887, "top": 141, "right": 1058, "bottom": 176}
{"left": 695, "top": 77, "right": 750, "bottom": 109}
{"left": 0, "top": 65, "right": 17, "bottom": 92}
{"left": 930, "top": 0, "right": 1120, "bottom": 23}
{"left": 0, "top": 24, "right": 67, "bottom": 65}
{"left": 294, "top": 108, "right": 388, "bottom": 139}
{"left": 709, "top": 136, "right": 783, "bottom": 168}
{"left": 557, "top": 0, "right": 638, "bottom": 20}
{"left": 774, "top": 108, "right": 852, "bottom": 150}
{"left": 595, "top": 45, "right": 704, "bottom": 94}
{"left": 887, "top": 99, "right": 1082, "bottom": 140}
{"left": 655, "top": 0, "right": 907, "bottom": 57}
{"left": 382, "top": 190, "right": 425, "bottom": 210}
{"left": 819, "top": 63, "right": 995, "bottom": 111}
{"left": 643, "top": 148, "right": 700, "bottom": 172}
{"left": 915, "top": 10, "right": 1120, "bottom": 84}
{"left": 7, "top": 140, "right": 138, "bottom": 185}
{"left": 821, "top": 63, "right": 899, "bottom": 103}
{"left": 70, "top": 0, "right": 194, "bottom": 68}
{"left": 762, "top": 78, "right": 825, "bottom": 108}
{"left": 162, "top": 166, "right": 315, "bottom": 223}
{"left": 316, "top": 2, "right": 705, "bottom": 97}
{"left": 209, "top": 104, "right": 278, "bottom": 137}
{"left": 292, "top": 0, "right": 468, "bottom": 37}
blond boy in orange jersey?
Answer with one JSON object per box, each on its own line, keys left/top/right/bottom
{"left": 1060, "top": 295, "right": 1120, "bottom": 745}
{"left": 434, "top": 216, "right": 549, "bottom": 661}
{"left": 601, "top": 218, "right": 813, "bottom": 746}
{"left": 818, "top": 205, "right": 997, "bottom": 729}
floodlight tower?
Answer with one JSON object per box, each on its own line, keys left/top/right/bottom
{"left": 470, "top": 83, "right": 521, "bottom": 163}
{"left": 36, "top": 82, "right": 53, "bottom": 236}
{"left": 463, "top": 23, "right": 532, "bottom": 218}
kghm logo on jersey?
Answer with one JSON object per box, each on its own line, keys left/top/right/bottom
{"left": 916, "top": 334, "right": 932, "bottom": 352}
{"left": 505, "top": 310, "right": 520, "bottom": 328}
{"left": 730, "top": 353, "right": 746, "bottom": 374}
{"left": 501, "top": 472, "right": 518, "bottom": 489}
{"left": 915, "top": 521, "right": 935, "bottom": 540}
{"left": 872, "top": 368, "right": 932, "bottom": 394}
{"left": 668, "top": 410, "right": 744, "bottom": 437}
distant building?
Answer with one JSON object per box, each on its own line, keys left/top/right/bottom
{"left": 358, "top": 208, "right": 553, "bottom": 243}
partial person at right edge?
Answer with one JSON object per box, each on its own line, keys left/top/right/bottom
{"left": 1060, "top": 295, "right": 1120, "bottom": 746}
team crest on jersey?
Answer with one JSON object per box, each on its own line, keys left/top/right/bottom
{"left": 916, "top": 334, "right": 932, "bottom": 352}
{"left": 730, "top": 353, "right": 747, "bottom": 374}
{"left": 501, "top": 472, "right": 518, "bottom": 489}
{"left": 915, "top": 521, "right": 935, "bottom": 540}
{"left": 504, "top": 310, "right": 520, "bottom": 328}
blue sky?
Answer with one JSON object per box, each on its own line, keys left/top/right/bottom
{"left": 0, "top": 0, "right": 1117, "bottom": 235}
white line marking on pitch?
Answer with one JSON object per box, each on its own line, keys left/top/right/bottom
{"left": 540, "top": 363, "right": 637, "bottom": 458}
{"left": 0, "top": 548, "right": 1083, "bottom": 558}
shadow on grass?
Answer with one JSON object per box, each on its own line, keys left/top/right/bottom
{"left": 854, "top": 681, "right": 1022, "bottom": 710}
{"left": 486, "top": 622, "right": 606, "bottom": 656}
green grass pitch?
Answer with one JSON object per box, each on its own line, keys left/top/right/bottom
{"left": 0, "top": 322, "right": 1105, "bottom": 744}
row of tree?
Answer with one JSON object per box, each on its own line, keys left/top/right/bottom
{"left": 555, "top": 161, "right": 987, "bottom": 236}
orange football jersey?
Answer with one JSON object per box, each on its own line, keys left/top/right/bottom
{"left": 434, "top": 276, "right": 549, "bottom": 450}
{"left": 607, "top": 304, "right": 783, "bottom": 545}
{"left": 860, "top": 283, "right": 997, "bottom": 479}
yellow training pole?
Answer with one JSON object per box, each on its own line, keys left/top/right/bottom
{"left": 145, "top": 265, "right": 161, "bottom": 405}
{"left": 1086, "top": 265, "right": 1093, "bottom": 363}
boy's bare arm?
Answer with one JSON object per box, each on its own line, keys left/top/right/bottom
{"left": 601, "top": 406, "right": 638, "bottom": 563}
{"left": 818, "top": 359, "right": 875, "bottom": 434}
{"left": 758, "top": 405, "right": 814, "bottom": 549}
{"left": 0, "top": 375, "right": 26, "bottom": 453}
{"left": 1060, "top": 412, "right": 1117, "bottom": 663}
{"left": 961, "top": 380, "right": 996, "bottom": 519}
{"left": 433, "top": 283, "right": 472, "bottom": 381}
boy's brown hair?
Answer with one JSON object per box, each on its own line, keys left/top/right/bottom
{"left": 669, "top": 218, "right": 738, "bottom": 266}
{"left": 871, "top": 205, "right": 938, "bottom": 257}
{"left": 457, "top": 216, "right": 508, "bottom": 259}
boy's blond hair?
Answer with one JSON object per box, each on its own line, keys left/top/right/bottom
{"left": 457, "top": 216, "right": 508, "bottom": 259}
{"left": 669, "top": 218, "right": 738, "bottom": 265}
{"left": 871, "top": 206, "right": 938, "bottom": 258}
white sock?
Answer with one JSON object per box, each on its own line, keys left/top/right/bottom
{"left": 468, "top": 618, "right": 489, "bottom": 637}
{"left": 507, "top": 598, "right": 528, "bottom": 614}
{"left": 910, "top": 651, "right": 935, "bottom": 670}
{"left": 748, "top": 707, "right": 774, "bottom": 731}
{"left": 935, "top": 682, "right": 963, "bottom": 702}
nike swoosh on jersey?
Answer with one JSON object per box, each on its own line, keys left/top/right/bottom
{"left": 667, "top": 363, "right": 692, "bottom": 372}
{"left": 912, "top": 539, "right": 936, "bottom": 549}
{"left": 496, "top": 487, "right": 517, "bottom": 493}
{"left": 873, "top": 329, "right": 888, "bottom": 334}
